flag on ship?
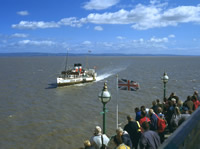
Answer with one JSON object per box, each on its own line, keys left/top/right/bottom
{"left": 118, "top": 79, "right": 139, "bottom": 91}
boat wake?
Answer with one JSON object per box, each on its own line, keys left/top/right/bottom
{"left": 96, "top": 67, "right": 127, "bottom": 82}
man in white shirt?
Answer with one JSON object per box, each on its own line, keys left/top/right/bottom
{"left": 90, "top": 126, "right": 110, "bottom": 149}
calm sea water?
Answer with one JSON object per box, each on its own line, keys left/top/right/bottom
{"left": 0, "top": 56, "right": 200, "bottom": 149}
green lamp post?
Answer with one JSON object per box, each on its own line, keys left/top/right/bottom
{"left": 98, "top": 82, "right": 111, "bottom": 134}
{"left": 162, "top": 72, "right": 169, "bottom": 100}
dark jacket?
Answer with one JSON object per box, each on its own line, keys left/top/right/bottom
{"left": 184, "top": 100, "right": 194, "bottom": 111}
{"left": 140, "top": 130, "right": 161, "bottom": 149}
{"left": 124, "top": 121, "right": 141, "bottom": 148}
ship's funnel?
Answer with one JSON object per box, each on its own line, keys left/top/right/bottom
{"left": 77, "top": 63, "right": 82, "bottom": 72}
{"left": 74, "top": 64, "right": 78, "bottom": 72}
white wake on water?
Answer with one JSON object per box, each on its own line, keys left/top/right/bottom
{"left": 96, "top": 67, "right": 127, "bottom": 82}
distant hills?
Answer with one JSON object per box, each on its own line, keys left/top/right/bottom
{"left": 0, "top": 52, "right": 195, "bottom": 57}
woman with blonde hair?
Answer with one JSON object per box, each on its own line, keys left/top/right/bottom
{"left": 170, "top": 106, "right": 182, "bottom": 132}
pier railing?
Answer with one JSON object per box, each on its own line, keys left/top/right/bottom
{"left": 159, "top": 107, "right": 200, "bottom": 149}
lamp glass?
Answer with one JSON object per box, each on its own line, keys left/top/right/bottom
{"left": 163, "top": 75, "right": 169, "bottom": 83}
{"left": 98, "top": 91, "right": 111, "bottom": 103}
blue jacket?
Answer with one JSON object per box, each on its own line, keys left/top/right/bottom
{"left": 135, "top": 111, "right": 141, "bottom": 121}
{"left": 150, "top": 114, "right": 158, "bottom": 131}
{"left": 140, "top": 130, "right": 161, "bottom": 149}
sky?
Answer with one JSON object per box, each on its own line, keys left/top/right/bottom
{"left": 1, "top": 0, "right": 200, "bottom": 55}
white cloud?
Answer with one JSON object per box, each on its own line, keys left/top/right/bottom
{"left": 17, "top": 10, "right": 29, "bottom": 16}
{"left": 86, "top": 9, "right": 130, "bottom": 24}
{"left": 133, "top": 38, "right": 144, "bottom": 43}
{"left": 11, "top": 33, "right": 28, "bottom": 38}
{"left": 83, "top": 0, "right": 120, "bottom": 10}
{"left": 94, "top": 26, "right": 103, "bottom": 31}
{"left": 12, "top": 3, "right": 200, "bottom": 30}
{"left": 82, "top": 41, "right": 92, "bottom": 45}
{"left": 139, "top": 38, "right": 144, "bottom": 43}
{"left": 116, "top": 36, "right": 125, "bottom": 40}
{"left": 12, "top": 21, "right": 60, "bottom": 29}
{"left": 85, "top": 3, "right": 200, "bottom": 30}
{"left": 149, "top": 37, "right": 168, "bottom": 43}
{"left": 168, "top": 34, "right": 175, "bottom": 38}
{"left": 12, "top": 18, "right": 84, "bottom": 29}
{"left": 18, "top": 40, "right": 56, "bottom": 46}
{"left": 193, "top": 38, "right": 197, "bottom": 41}
{"left": 58, "top": 17, "right": 84, "bottom": 27}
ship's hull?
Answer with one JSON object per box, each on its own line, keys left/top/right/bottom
{"left": 57, "top": 76, "right": 96, "bottom": 86}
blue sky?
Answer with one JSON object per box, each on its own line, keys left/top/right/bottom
{"left": 1, "top": 0, "right": 200, "bottom": 55}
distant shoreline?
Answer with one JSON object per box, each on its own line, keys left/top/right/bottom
{"left": 0, "top": 53, "right": 199, "bottom": 57}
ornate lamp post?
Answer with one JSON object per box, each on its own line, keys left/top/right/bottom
{"left": 98, "top": 82, "right": 111, "bottom": 134}
{"left": 162, "top": 72, "right": 169, "bottom": 100}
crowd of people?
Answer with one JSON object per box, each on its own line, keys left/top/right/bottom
{"left": 80, "top": 91, "right": 200, "bottom": 149}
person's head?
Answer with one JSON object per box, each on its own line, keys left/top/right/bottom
{"left": 116, "top": 127, "right": 123, "bottom": 136}
{"left": 141, "top": 121, "right": 150, "bottom": 131}
{"left": 135, "top": 107, "right": 140, "bottom": 113}
{"left": 94, "top": 126, "right": 102, "bottom": 135}
{"left": 127, "top": 115, "right": 133, "bottom": 122}
{"left": 152, "top": 100, "right": 157, "bottom": 106}
{"left": 171, "top": 98, "right": 176, "bottom": 104}
{"left": 187, "top": 96, "right": 191, "bottom": 101}
{"left": 84, "top": 140, "right": 91, "bottom": 147}
{"left": 177, "top": 100, "right": 183, "bottom": 107}
{"left": 157, "top": 107, "right": 163, "bottom": 113}
{"left": 148, "top": 109, "right": 154, "bottom": 116}
{"left": 156, "top": 99, "right": 160, "bottom": 103}
{"left": 171, "top": 92, "right": 175, "bottom": 97}
{"left": 140, "top": 105, "right": 146, "bottom": 111}
{"left": 194, "top": 91, "right": 198, "bottom": 95}
{"left": 114, "top": 128, "right": 123, "bottom": 145}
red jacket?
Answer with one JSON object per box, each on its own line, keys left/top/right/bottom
{"left": 139, "top": 116, "right": 151, "bottom": 125}
{"left": 193, "top": 100, "right": 200, "bottom": 110}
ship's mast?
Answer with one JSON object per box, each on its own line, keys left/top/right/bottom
{"left": 64, "top": 48, "right": 69, "bottom": 78}
{"left": 64, "top": 48, "right": 69, "bottom": 72}
{"left": 86, "top": 50, "right": 91, "bottom": 69}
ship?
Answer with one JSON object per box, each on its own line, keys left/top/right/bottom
{"left": 57, "top": 63, "right": 97, "bottom": 86}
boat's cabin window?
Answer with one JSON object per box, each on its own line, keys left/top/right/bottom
{"left": 67, "top": 75, "right": 74, "bottom": 78}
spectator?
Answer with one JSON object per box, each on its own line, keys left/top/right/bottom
{"left": 157, "top": 107, "right": 167, "bottom": 143}
{"left": 139, "top": 121, "right": 161, "bottom": 149}
{"left": 192, "top": 95, "right": 200, "bottom": 110}
{"left": 135, "top": 107, "right": 141, "bottom": 121}
{"left": 148, "top": 109, "right": 158, "bottom": 131}
{"left": 90, "top": 126, "right": 110, "bottom": 149}
{"left": 141, "top": 106, "right": 149, "bottom": 117}
{"left": 124, "top": 115, "right": 141, "bottom": 149}
{"left": 114, "top": 127, "right": 132, "bottom": 149}
{"left": 157, "top": 107, "right": 165, "bottom": 119}
{"left": 156, "top": 99, "right": 163, "bottom": 109}
{"left": 151, "top": 101, "right": 159, "bottom": 114}
{"left": 84, "top": 140, "right": 94, "bottom": 149}
{"left": 170, "top": 107, "right": 182, "bottom": 132}
{"left": 183, "top": 96, "right": 194, "bottom": 111}
{"left": 168, "top": 92, "right": 179, "bottom": 104}
{"left": 193, "top": 91, "right": 200, "bottom": 101}
{"left": 139, "top": 110, "right": 151, "bottom": 126}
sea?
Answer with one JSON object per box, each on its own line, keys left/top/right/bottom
{"left": 0, "top": 56, "right": 200, "bottom": 149}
